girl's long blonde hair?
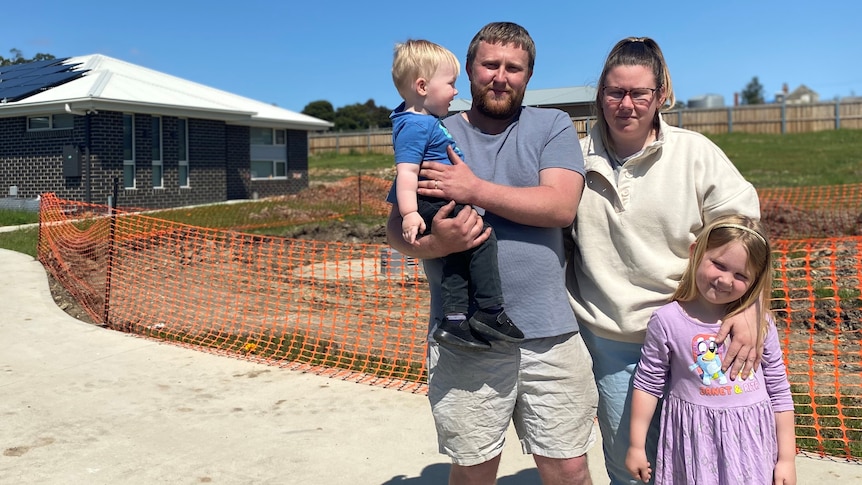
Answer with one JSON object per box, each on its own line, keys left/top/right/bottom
{"left": 673, "top": 214, "right": 773, "bottom": 336}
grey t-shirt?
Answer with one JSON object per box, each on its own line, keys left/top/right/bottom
{"left": 419, "top": 107, "right": 585, "bottom": 339}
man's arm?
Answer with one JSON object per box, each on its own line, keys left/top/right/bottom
{"left": 418, "top": 146, "right": 584, "bottom": 228}
{"left": 386, "top": 201, "right": 491, "bottom": 260}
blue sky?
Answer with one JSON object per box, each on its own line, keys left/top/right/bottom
{"left": 5, "top": 1, "right": 859, "bottom": 114}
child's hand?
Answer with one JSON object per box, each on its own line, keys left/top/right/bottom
{"left": 625, "top": 446, "right": 652, "bottom": 483}
{"left": 773, "top": 458, "right": 797, "bottom": 485}
{"left": 401, "top": 212, "right": 426, "bottom": 245}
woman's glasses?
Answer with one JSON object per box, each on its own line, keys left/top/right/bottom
{"left": 603, "top": 86, "right": 657, "bottom": 106}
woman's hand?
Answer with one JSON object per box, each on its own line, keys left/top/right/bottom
{"left": 716, "top": 299, "right": 764, "bottom": 379}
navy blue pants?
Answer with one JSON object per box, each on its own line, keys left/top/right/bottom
{"left": 417, "top": 195, "right": 504, "bottom": 315}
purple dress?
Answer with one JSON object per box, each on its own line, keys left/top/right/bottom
{"left": 633, "top": 301, "right": 794, "bottom": 485}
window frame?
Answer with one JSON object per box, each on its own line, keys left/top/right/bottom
{"left": 249, "top": 127, "right": 288, "bottom": 180}
{"left": 123, "top": 113, "right": 136, "bottom": 189}
{"left": 177, "top": 118, "right": 190, "bottom": 188}
{"left": 27, "top": 113, "right": 75, "bottom": 131}
{"left": 151, "top": 116, "right": 163, "bottom": 189}
{"left": 250, "top": 160, "right": 287, "bottom": 180}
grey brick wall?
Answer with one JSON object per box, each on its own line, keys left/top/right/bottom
{"left": 0, "top": 111, "right": 311, "bottom": 209}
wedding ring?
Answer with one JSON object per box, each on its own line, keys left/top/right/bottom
{"left": 435, "top": 180, "right": 439, "bottom": 189}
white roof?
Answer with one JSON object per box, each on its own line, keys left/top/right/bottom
{"left": 0, "top": 54, "right": 332, "bottom": 131}
{"left": 450, "top": 86, "right": 597, "bottom": 111}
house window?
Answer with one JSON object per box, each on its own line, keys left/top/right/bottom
{"left": 250, "top": 127, "right": 272, "bottom": 145}
{"left": 249, "top": 127, "right": 287, "bottom": 180}
{"left": 27, "top": 113, "right": 75, "bottom": 131}
{"left": 251, "top": 160, "right": 286, "bottom": 179}
{"left": 250, "top": 127, "right": 286, "bottom": 146}
{"left": 177, "top": 118, "right": 189, "bottom": 187}
{"left": 152, "top": 117, "right": 163, "bottom": 188}
{"left": 123, "top": 114, "right": 135, "bottom": 189}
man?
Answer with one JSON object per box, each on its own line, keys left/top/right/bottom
{"left": 386, "top": 22, "right": 598, "bottom": 485}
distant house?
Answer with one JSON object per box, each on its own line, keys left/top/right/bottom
{"left": 774, "top": 83, "right": 820, "bottom": 105}
{"left": 449, "top": 86, "right": 597, "bottom": 118}
{"left": 0, "top": 55, "right": 332, "bottom": 209}
{"left": 786, "top": 84, "right": 819, "bottom": 104}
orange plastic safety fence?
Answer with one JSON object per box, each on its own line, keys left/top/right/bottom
{"left": 36, "top": 180, "right": 862, "bottom": 460}
{"left": 772, "top": 237, "right": 862, "bottom": 460}
{"left": 759, "top": 183, "right": 862, "bottom": 240}
{"left": 38, "top": 190, "right": 429, "bottom": 394}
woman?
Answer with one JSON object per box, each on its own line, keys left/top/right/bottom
{"left": 566, "top": 37, "right": 763, "bottom": 485}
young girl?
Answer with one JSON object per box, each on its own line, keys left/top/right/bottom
{"left": 625, "top": 215, "right": 797, "bottom": 484}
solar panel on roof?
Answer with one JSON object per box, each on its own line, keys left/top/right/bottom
{"left": 0, "top": 58, "right": 61, "bottom": 76}
{"left": 0, "top": 57, "right": 87, "bottom": 103}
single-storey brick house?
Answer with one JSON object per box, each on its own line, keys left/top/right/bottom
{"left": 0, "top": 55, "right": 332, "bottom": 209}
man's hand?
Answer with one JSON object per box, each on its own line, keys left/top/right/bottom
{"left": 386, "top": 201, "right": 490, "bottom": 259}
{"left": 425, "top": 201, "right": 490, "bottom": 254}
{"left": 417, "top": 146, "right": 478, "bottom": 204}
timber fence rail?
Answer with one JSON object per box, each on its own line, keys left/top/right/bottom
{"left": 37, "top": 180, "right": 862, "bottom": 461}
{"left": 309, "top": 99, "right": 862, "bottom": 155}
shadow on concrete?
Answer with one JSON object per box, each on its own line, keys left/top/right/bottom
{"left": 381, "top": 463, "right": 541, "bottom": 484}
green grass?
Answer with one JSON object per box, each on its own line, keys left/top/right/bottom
{"left": 308, "top": 150, "right": 393, "bottom": 171}
{"left": 0, "top": 225, "right": 38, "bottom": 258}
{"left": 793, "top": 385, "right": 862, "bottom": 458}
{"left": 0, "top": 209, "right": 38, "bottom": 257}
{"left": 3, "top": 129, "right": 861, "bottom": 252}
{"left": 307, "top": 151, "right": 394, "bottom": 184}
{"left": 306, "top": 130, "right": 862, "bottom": 188}
{"left": 706, "top": 130, "right": 862, "bottom": 187}
{"left": 0, "top": 208, "right": 39, "bottom": 226}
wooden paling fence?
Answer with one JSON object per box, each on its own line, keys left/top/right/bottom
{"left": 37, "top": 180, "right": 862, "bottom": 460}
{"left": 309, "top": 99, "right": 862, "bottom": 155}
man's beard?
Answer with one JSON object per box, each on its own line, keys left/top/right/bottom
{"left": 472, "top": 83, "right": 524, "bottom": 120}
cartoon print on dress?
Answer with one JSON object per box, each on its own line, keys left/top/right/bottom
{"left": 688, "top": 334, "right": 729, "bottom": 385}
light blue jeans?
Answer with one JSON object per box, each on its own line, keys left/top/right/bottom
{"left": 580, "top": 325, "right": 661, "bottom": 485}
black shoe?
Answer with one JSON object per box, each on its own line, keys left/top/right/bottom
{"left": 433, "top": 318, "right": 491, "bottom": 351}
{"left": 469, "top": 310, "right": 524, "bottom": 343}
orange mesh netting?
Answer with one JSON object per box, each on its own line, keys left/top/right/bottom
{"left": 37, "top": 178, "right": 862, "bottom": 460}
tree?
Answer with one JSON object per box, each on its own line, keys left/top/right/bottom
{"left": 0, "top": 48, "right": 56, "bottom": 66}
{"left": 302, "top": 100, "right": 335, "bottom": 122}
{"left": 363, "top": 99, "right": 392, "bottom": 129}
{"left": 331, "top": 99, "right": 392, "bottom": 131}
{"left": 741, "top": 76, "right": 765, "bottom": 105}
{"left": 300, "top": 98, "right": 392, "bottom": 131}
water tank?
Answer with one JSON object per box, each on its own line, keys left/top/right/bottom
{"left": 687, "top": 94, "right": 725, "bottom": 109}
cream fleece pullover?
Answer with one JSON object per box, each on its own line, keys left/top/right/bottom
{"left": 566, "top": 117, "right": 760, "bottom": 343}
